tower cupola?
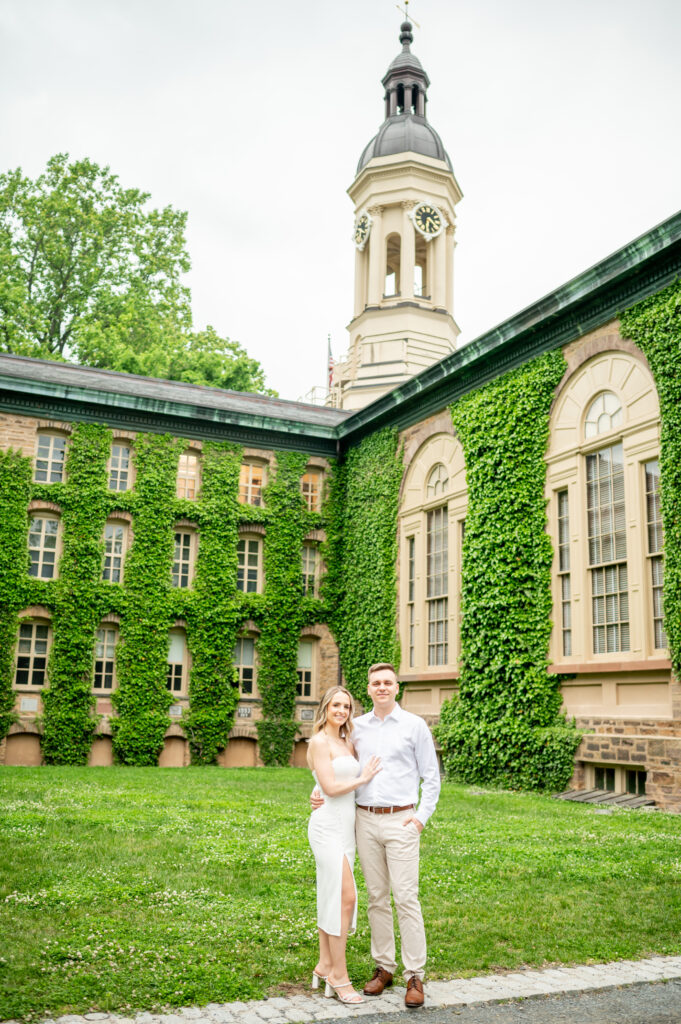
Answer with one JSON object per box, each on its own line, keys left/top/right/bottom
{"left": 357, "top": 20, "right": 453, "bottom": 173}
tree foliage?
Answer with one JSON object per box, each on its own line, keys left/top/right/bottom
{"left": 0, "top": 153, "right": 274, "bottom": 395}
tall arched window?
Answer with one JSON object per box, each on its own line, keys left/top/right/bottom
{"left": 547, "top": 349, "right": 666, "bottom": 669}
{"left": 399, "top": 431, "right": 467, "bottom": 678}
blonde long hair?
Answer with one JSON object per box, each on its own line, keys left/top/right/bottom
{"left": 307, "top": 687, "right": 355, "bottom": 768}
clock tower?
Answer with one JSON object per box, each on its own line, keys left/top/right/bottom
{"left": 332, "top": 19, "right": 463, "bottom": 411}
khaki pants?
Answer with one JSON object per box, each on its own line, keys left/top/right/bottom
{"left": 355, "top": 807, "right": 426, "bottom": 981}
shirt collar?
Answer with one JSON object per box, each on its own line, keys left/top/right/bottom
{"left": 369, "top": 702, "right": 403, "bottom": 723}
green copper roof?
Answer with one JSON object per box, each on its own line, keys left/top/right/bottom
{"left": 1, "top": 209, "right": 679, "bottom": 457}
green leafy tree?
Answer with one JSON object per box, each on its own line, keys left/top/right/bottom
{"left": 0, "top": 153, "right": 275, "bottom": 395}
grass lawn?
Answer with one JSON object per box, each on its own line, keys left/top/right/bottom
{"left": 1, "top": 767, "right": 680, "bottom": 1020}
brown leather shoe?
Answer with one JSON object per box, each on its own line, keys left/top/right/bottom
{"left": 363, "top": 967, "right": 394, "bottom": 996}
{"left": 405, "top": 976, "right": 425, "bottom": 1008}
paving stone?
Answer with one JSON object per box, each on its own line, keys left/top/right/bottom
{"left": 177, "top": 1011, "right": 204, "bottom": 1019}
{"left": 56, "top": 1017, "right": 87, "bottom": 1024}
{"left": 250, "top": 1005, "right": 284, "bottom": 1020}
{"left": 264, "top": 1000, "right": 292, "bottom": 1010}
{"left": 282, "top": 1010, "right": 314, "bottom": 1023}
{"left": 84, "top": 1015, "right": 109, "bottom": 1021}
{"left": 235, "top": 1013, "right": 269, "bottom": 1024}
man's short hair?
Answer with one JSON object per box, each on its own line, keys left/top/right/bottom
{"left": 368, "top": 662, "right": 397, "bottom": 681}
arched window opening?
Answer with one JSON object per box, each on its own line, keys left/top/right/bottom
{"left": 237, "top": 535, "right": 263, "bottom": 593}
{"left": 584, "top": 391, "right": 623, "bottom": 439}
{"left": 233, "top": 635, "right": 258, "bottom": 697}
{"left": 177, "top": 451, "right": 200, "bottom": 499}
{"left": 427, "top": 463, "right": 449, "bottom": 499}
{"left": 385, "top": 233, "right": 401, "bottom": 296}
{"left": 396, "top": 83, "right": 405, "bottom": 114}
{"left": 94, "top": 626, "right": 118, "bottom": 690}
{"left": 167, "top": 628, "right": 188, "bottom": 694}
{"left": 302, "top": 543, "right": 322, "bottom": 597}
{"left": 102, "top": 520, "right": 128, "bottom": 583}
{"left": 35, "top": 431, "right": 68, "bottom": 484}
{"left": 415, "top": 232, "right": 428, "bottom": 298}
{"left": 301, "top": 468, "right": 323, "bottom": 511}
{"left": 28, "top": 515, "right": 60, "bottom": 579}
{"left": 15, "top": 619, "right": 51, "bottom": 687}
{"left": 239, "top": 461, "right": 267, "bottom": 506}
{"left": 108, "top": 443, "right": 133, "bottom": 492}
{"left": 412, "top": 84, "right": 419, "bottom": 115}
{"left": 296, "top": 639, "right": 315, "bottom": 698}
{"left": 172, "top": 527, "right": 198, "bottom": 588}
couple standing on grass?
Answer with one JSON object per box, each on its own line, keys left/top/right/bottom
{"left": 306, "top": 662, "right": 440, "bottom": 1008}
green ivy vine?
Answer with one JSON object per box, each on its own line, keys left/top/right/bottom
{"left": 1, "top": 423, "right": 330, "bottom": 767}
{"left": 324, "top": 428, "right": 403, "bottom": 706}
{"left": 435, "top": 351, "right": 582, "bottom": 791}
{"left": 255, "top": 450, "right": 310, "bottom": 765}
{"left": 182, "top": 442, "right": 243, "bottom": 765}
{"left": 0, "top": 449, "right": 32, "bottom": 743}
{"left": 41, "top": 424, "right": 111, "bottom": 763}
{"left": 111, "top": 433, "right": 182, "bottom": 764}
{"left": 620, "top": 279, "right": 681, "bottom": 680}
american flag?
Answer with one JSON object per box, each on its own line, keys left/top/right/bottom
{"left": 327, "top": 335, "right": 334, "bottom": 390}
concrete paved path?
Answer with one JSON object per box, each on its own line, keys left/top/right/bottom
{"left": 6, "top": 955, "right": 681, "bottom": 1024}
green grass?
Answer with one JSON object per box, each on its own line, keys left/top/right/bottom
{"left": 1, "top": 767, "right": 680, "bottom": 1020}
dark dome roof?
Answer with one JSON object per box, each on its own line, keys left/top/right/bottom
{"left": 357, "top": 113, "right": 453, "bottom": 173}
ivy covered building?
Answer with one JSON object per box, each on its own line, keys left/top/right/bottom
{"left": 2, "top": 19, "right": 681, "bottom": 810}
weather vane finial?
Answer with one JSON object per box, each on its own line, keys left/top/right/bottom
{"left": 396, "top": 1, "right": 420, "bottom": 28}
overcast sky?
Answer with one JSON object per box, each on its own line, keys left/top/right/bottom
{"left": 1, "top": 0, "right": 680, "bottom": 400}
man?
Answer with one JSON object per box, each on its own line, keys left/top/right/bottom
{"left": 312, "top": 662, "right": 441, "bottom": 1008}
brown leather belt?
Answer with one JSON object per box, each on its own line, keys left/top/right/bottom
{"left": 357, "top": 804, "right": 415, "bottom": 814}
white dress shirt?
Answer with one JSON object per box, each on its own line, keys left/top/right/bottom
{"left": 352, "top": 703, "right": 441, "bottom": 826}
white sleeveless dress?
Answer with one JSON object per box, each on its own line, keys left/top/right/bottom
{"left": 308, "top": 755, "right": 360, "bottom": 936}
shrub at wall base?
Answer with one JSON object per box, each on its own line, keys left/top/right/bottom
{"left": 435, "top": 352, "right": 582, "bottom": 791}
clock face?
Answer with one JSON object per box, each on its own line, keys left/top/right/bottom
{"left": 354, "top": 213, "right": 371, "bottom": 247}
{"left": 414, "top": 204, "right": 442, "bottom": 236}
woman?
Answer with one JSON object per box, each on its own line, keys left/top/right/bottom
{"left": 307, "top": 686, "right": 381, "bottom": 1004}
